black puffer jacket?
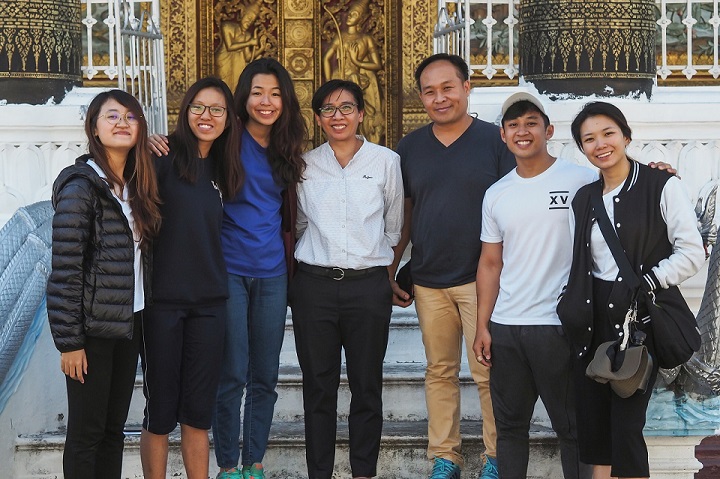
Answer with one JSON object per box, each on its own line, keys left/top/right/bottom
{"left": 46, "top": 155, "right": 151, "bottom": 352}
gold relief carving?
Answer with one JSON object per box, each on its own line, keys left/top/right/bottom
{"left": 320, "top": 0, "right": 384, "bottom": 144}
{"left": 402, "top": 110, "right": 432, "bottom": 136}
{"left": 292, "top": 79, "right": 314, "bottom": 105}
{"left": 213, "top": 0, "right": 279, "bottom": 92}
{"left": 572, "top": 29, "right": 583, "bottom": 70}
{"left": 300, "top": 108, "right": 315, "bottom": 138}
{"left": 284, "top": 0, "right": 313, "bottom": 19}
{"left": 5, "top": 28, "right": 17, "bottom": 70}
{"left": 585, "top": 29, "right": 599, "bottom": 71}
{"left": 163, "top": 0, "right": 400, "bottom": 146}
{"left": 17, "top": 30, "right": 32, "bottom": 71}
{"left": 558, "top": 30, "right": 572, "bottom": 71}
{"left": 284, "top": 48, "right": 314, "bottom": 80}
{"left": 285, "top": 20, "right": 312, "bottom": 49}
{"left": 162, "top": 0, "right": 198, "bottom": 116}
{"left": 400, "top": 0, "right": 432, "bottom": 135}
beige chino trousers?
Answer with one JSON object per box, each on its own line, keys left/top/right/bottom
{"left": 414, "top": 282, "right": 496, "bottom": 468}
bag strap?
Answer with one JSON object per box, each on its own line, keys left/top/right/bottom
{"left": 589, "top": 190, "right": 642, "bottom": 291}
{"left": 589, "top": 190, "right": 642, "bottom": 351}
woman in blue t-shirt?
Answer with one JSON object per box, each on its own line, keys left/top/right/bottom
{"left": 149, "top": 59, "right": 306, "bottom": 479}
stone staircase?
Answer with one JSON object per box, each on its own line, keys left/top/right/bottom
{"left": 10, "top": 266, "right": 716, "bottom": 478}
{"left": 11, "top": 304, "right": 565, "bottom": 479}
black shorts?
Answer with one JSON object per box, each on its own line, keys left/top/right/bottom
{"left": 575, "top": 279, "right": 659, "bottom": 478}
{"left": 141, "top": 304, "right": 226, "bottom": 434}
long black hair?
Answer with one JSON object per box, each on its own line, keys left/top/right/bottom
{"left": 234, "top": 58, "right": 306, "bottom": 186}
{"left": 170, "top": 76, "right": 243, "bottom": 198}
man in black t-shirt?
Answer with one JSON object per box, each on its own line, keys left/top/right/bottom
{"left": 390, "top": 54, "right": 515, "bottom": 479}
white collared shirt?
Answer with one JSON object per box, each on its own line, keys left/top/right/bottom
{"left": 295, "top": 137, "right": 404, "bottom": 269}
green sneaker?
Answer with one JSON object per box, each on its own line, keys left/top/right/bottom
{"left": 243, "top": 463, "right": 266, "bottom": 479}
{"left": 216, "top": 467, "right": 243, "bottom": 479}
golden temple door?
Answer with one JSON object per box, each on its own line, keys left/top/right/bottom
{"left": 159, "top": 0, "right": 437, "bottom": 148}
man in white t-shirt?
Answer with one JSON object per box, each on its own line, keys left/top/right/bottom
{"left": 472, "top": 93, "right": 595, "bottom": 479}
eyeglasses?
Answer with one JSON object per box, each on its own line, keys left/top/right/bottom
{"left": 100, "top": 112, "right": 141, "bottom": 125}
{"left": 318, "top": 103, "right": 358, "bottom": 118}
{"left": 189, "top": 104, "right": 227, "bottom": 117}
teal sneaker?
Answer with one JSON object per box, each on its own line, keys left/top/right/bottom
{"left": 479, "top": 455, "right": 499, "bottom": 479}
{"left": 243, "top": 463, "right": 266, "bottom": 479}
{"left": 216, "top": 467, "right": 243, "bottom": 479}
{"left": 429, "top": 457, "right": 461, "bottom": 479}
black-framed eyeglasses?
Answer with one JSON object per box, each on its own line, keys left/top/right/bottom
{"left": 318, "top": 103, "right": 357, "bottom": 118}
{"left": 189, "top": 104, "right": 227, "bottom": 117}
{"left": 100, "top": 112, "right": 141, "bottom": 125}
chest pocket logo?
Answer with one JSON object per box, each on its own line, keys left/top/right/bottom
{"left": 549, "top": 190, "right": 570, "bottom": 210}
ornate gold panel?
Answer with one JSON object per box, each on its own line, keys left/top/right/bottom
{"left": 161, "top": 0, "right": 199, "bottom": 128}
{"left": 399, "top": 0, "right": 432, "bottom": 136}
{"left": 181, "top": 0, "right": 401, "bottom": 147}
{"left": 284, "top": 20, "right": 312, "bottom": 48}
{"left": 284, "top": 48, "right": 314, "bottom": 80}
{"left": 283, "top": 0, "right": 313, "bottom": 19}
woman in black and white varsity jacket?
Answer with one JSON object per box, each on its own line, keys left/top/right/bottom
{"left": 557, "top": 102, "right": 704, "bottom": 479}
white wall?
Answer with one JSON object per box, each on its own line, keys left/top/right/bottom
{"left": 0, "top": 88, "right": 105, "bottom": 226}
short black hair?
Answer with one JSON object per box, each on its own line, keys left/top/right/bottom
{"left": 414, "top": 53, "right": 469, "bottom": 90}
{"left": 311, "top": 79, "right": 365, "bottom": 113}
{"left": 570, "top": 101, "right": 632, "bottom": 151}
{"left": 502, "top": 100, "right": 550, "bottom": 127}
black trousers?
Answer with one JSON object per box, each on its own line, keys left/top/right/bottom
{"left": 63, "top": 312, "right": 142, "bottom": 479}
{"left": 490, "top": 323, "right": 590, "bottom": 479}
{"left": 290, "top": 267, "right": 392, "bottom": 479}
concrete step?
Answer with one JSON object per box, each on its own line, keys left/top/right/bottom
{"left": 126, "top": 305, "right": 489, "bottom": 426}
{"left": 280, "top": 306, "right": 438, "bottom": 367}
{"left": 15, "top": 420, "right": 564, "bottom": 479}
{"left": 127, "top": 362, "right": 499, "bottom": 426}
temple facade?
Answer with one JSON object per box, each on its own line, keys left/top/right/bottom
{"left": 0, "top": 1, "right": 719, "bottom": 477}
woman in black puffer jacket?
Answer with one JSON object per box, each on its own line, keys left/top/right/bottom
{"left": 46, "top": 90, "right": 161, "bottom": 479}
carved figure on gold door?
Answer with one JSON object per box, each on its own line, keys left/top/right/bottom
{"left": 215, "top": 0, "right": 262, "bottom": 92}
{"left": 323, "top": 0, "right": 383, "bottom": 144}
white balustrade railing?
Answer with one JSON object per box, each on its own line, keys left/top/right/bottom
{"left": 81, "top": 0, "right": 166, "bottom": 133}
{"left": 435, "top": 0, "right": 720, "bottom": 81}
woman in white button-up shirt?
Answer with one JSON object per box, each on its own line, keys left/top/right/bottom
{"left": 291, "top": 79, "right": 404, "bottom": 479}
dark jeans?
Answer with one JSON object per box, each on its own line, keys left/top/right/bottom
{"left": 213, "top": 273, "right": 288, "bottom": 468}
{"left": 63, "top": 313, "right": 141, "bottom": 479}
{"left": 489, "top": 323, "right": 591, "bottom": 479}
{"left": 290, "top": 267, "right": 392, "bottom": 479}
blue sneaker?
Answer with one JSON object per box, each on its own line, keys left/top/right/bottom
{"left": 479, "top": 455, "right": 499, "bottom": 479}
{"left": 429, "top": 457, "right": 461, "bottom": 479}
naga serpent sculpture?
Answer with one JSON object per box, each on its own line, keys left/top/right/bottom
{"left": 674, "top": 181, "right": 720, "bottom": 397}
{"left": 0, "top": 200, "right": 53, "bottom": 413}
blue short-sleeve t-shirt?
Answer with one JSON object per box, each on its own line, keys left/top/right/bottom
{"left": 221, "top": 129, "right": 286, "bottom": 277}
